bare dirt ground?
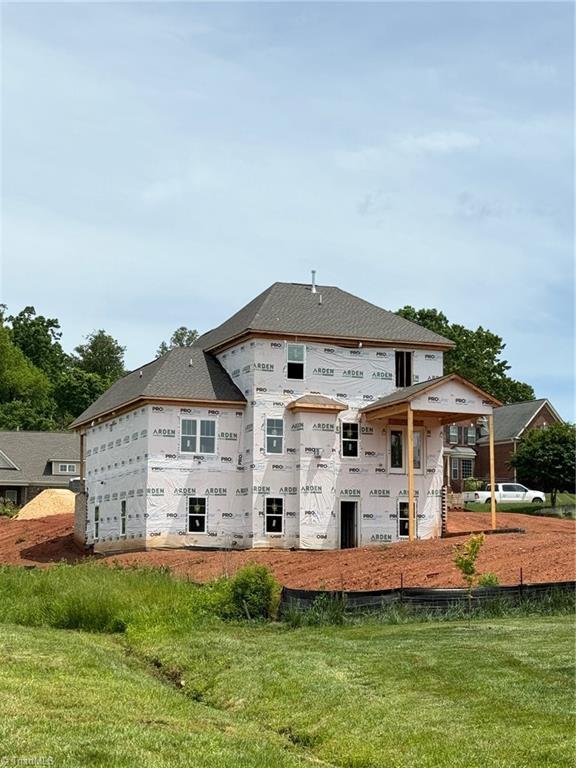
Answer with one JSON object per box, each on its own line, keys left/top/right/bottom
{"left": 0, "top": 511, "right": 574, "bottom": 589}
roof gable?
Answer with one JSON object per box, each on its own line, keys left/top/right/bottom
{"left": 196, "top": 282, "right": 454, "bottom": 351}
{"left": 476, "top": 399, "right": 562, "bottom": 443}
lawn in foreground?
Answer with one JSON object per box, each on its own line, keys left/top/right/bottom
{"left": 1, "top": 615, "right": 574, "bottom": 768}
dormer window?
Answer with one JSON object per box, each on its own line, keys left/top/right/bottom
{"left": 287, "top": 344, "right": 305, "bottom": 379}
{"left": 395, "top": 351, "right": 413, "bottom": 388}
{"left": 54, "top": 462, "right": 77, "bottom": 475}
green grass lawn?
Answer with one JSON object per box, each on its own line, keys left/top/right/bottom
{"left": 0, "top": 565, "right": 574, "bottom": 768}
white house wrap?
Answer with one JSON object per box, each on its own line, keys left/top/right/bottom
{"left": 73, "top": 282, "right": 500, "bottom": 553}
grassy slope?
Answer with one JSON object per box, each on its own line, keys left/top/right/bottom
{"left": 128, "top": 617, "right": 575, "bottom": 768}
{"left": 0, "top": 624, "right": 308, "bottom": 768}
{"left": 0, "top": 566, "right": 573, "bottom": 767}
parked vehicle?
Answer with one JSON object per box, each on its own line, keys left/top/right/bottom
{"left": 463, "top": 483, "right": 545, "bottom": 504}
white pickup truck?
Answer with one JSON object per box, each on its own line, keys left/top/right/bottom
{"left": 463, "top": 483, "right": 545, "bottom": 504}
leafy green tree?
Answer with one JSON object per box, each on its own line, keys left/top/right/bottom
{"left": 0, "top": 325, "right": 52, "bottom": 406}
{"left": 156, "top": 326, "right": 198, "bottom": 357}
{"left": 74, "top": 330, "right": 126, "bottom": 383}
{"left": 54, "top": 368, "right": 109, "bottom": 423}
{"left": 397, "top": 306, "right": 535, "bottom": 404}
{"left": 510, "top": 423, "right": 575, "bottom": 507}
{"left": 0, "top": 400, "right": 58, "bottom": 431}
{"left": 7, "top": 306, "right": 67, "bottom": 378}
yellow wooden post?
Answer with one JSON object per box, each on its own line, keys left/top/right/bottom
{"left": 407, "top": 405, "right": 415, "bottom": 541}
{"left": 488, "top": 413, "right": 496, "bottom": 530}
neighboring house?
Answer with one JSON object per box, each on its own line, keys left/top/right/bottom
{"left": 0, "top": 431, "right": 80, "bottom": 506}
{"left": 70, "top": 281, "right": 501, "bottom": 554}
{"left": 443, "top": 421, "right": 479, "bottom": 493}
{"left": 474, "top": 399, "right": 563, "bottom": 483}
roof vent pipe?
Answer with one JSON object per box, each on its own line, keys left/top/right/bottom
{"left": 311, "top": 269, "right": 317, "bottom": 294}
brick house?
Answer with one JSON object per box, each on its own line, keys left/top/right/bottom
{"left": 0, "top": 431, "right": 80, "bottom": 506}
{"left": 474, "top": 399, "right": 563, "bottom": 483}
{"left": 70, "top": 281, "right": 501, "bottom": 553}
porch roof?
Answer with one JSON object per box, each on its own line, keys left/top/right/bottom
{"left": 360, "top": 374, "right": 501, "bottom": 423}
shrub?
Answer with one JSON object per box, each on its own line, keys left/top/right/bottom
{"left": 0, "top": 498, "right": 19, "bottom": 518}
{"left": 228, "top": 564, "right": 281, "bottom": 620}
{"left": 478, "top": 572, "right": 500, "bottom": 587}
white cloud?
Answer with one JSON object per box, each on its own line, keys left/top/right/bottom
{"left": 395, "top": 131, "right": 481, "bottom": 154}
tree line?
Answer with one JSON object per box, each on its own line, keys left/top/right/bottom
{"left": 0, "top": 302, "right": 536, "bottom": 431}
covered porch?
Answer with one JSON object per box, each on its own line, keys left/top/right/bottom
{"left": 360, "top": 374, "right": 502, "bottom": 541}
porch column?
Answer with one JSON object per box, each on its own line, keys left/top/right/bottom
{"left": 407, "top": 405, "right": 415, "bottom": 541}
{"left": 488, "top": 413, "right": 496, "bottom": 530}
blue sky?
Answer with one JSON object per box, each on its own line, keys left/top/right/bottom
{"left": 1, "top": 2, "right": 574, "bottom": 418}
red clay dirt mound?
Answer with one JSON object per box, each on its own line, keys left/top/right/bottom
{"left": 0, "top": 510, "right": 574, "bottom": 589}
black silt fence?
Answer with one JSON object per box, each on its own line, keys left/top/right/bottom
{"left": 281, "top": 581, "right": 575, "bottom": 613}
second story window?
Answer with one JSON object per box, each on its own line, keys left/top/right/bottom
{"left": 466, "top": 427, "right": 476, "bottom": 445}
{"left": 120, "top": 500, "right": 126, "bottom": 535}
{"left": 266, "top": 418, "right": 284, "bottom": 454}
{"left": 181, "top": 418, "right": 217, "bottom": 454}
{"left": 448, "top": 425, "right": 458, "bottom": 444}
{"left": 341, "top": 423, "right": 359, "bottom": 457}
{"left": 287, "top": 344, "right": 305, "bottom": 379}
{"left": 395, "top": 351, "right": 413, "bottom": 388}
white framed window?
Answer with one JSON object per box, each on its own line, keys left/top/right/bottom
{"left": 94, "top": 506, "right": 100, "bottom": 540}
{"left": 466, "top": 427, "right": 476, "bottom": 445}
{"left": 287, "top": 344, "right": 305, "bottom": 380}
{"left": 461, "top": 459, "right": 473, "bottom": 479}
{"left": 266, "top": 418, "right": 284, "bottom": 454}
{"left": 180, "top": 418, "right": 217, "bottom": 454}
{"left": 188, "top": 497, "right": 207, "bottom": 533}
{"left": 390, "top": 429, "right": 405, "bottom": 473}
{"left": 395, "top": 351, "right": 413, "bottom": 388}
{"left": 3, "top": 489, "right": 18, "bottom": 504}
{"left": 448, "top": 425, "right": 458, "bottom": 444}
{"left": 265, "top": 497, "right": 283, "bottom": 534}
{"left": 398, "top": 499, "right": 417, "bottom": 539}
{"left": 120, "top": 500, "right": 126, "bottom": 535}
{"left": 341, "top": 423, "right": 359, "bottom": 457}
{"left": 451, "top": 457, "right": 459, "bottom": 480}
{"left": 57, "top": 463, "right": 77, "bottom": 474}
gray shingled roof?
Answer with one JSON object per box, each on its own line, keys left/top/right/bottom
{"left": 476, "top": 399, "right": 552, "bottom": 444}
{"left": 360, "top": 376, "right": 451, "bottom": 411}
{"left": 70, "top": 347, "right": 245, "bottom": 428}
{"left": 0, "top": 432, "right": 79, "bottom": 487}
{"left": 196, "top": 283, "right": 454, "bottom": 350}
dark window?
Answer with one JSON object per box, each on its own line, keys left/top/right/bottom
{"left": 287, "top": 344, "right": 305, "bottom": 380}
{"left": 188, "top": 497, "right": 207, "bottom": 533}
{"left": 390, "top": 430, "right": 404, "bottom": 469}
{"left": 395, "top": 351, "right": 412, "bottom": 387}
{"left": 398, "top": 500, "right": 416, "bottom": 538}
{"left": 341, "top": 423, "right": 359, "bottom": 457}
{"left": 120, "top": 500, "right": 126, "bottom": 535}
{"left": 94, "top": 506, "right": 100, "bottom": 540}
{"left": 265, "top": 497, "right": 283, "bottom": 534}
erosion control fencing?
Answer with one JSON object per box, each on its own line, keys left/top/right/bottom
{"left": 281, "top": 580, "right": 576, "bottom": 613}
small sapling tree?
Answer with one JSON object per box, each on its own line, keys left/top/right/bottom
{"left": 453, "top": 534, "right": 487, "bottom": 616}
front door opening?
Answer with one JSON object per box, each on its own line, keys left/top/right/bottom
{"left": 340, "top": 501, "right": 357, "bottom": 549}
